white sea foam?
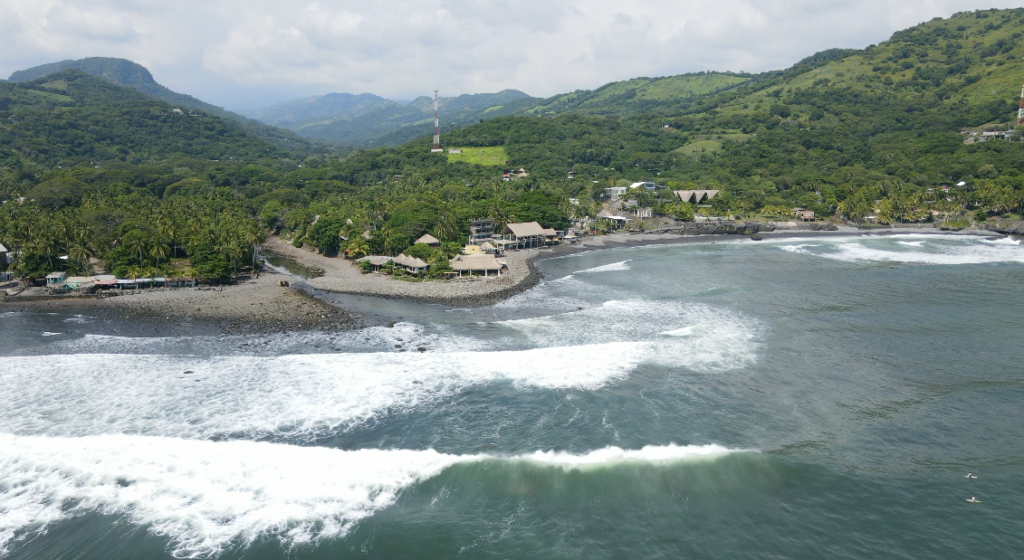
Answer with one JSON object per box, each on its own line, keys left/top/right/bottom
{"left": 775, "top": 235, "right": 1024, "bottom": 265}
{"left": 660, "top": 326, "right": 695, "bottom": 337}
{"left": 496, "top": 300, "right": 760, "bottom": 373}
{"left": 513, "top": 443, "right": 746, "bottom": 469}
{"left": 778, "top": 244, "right": 818, "bottom": 255}
{"left": 0, "top": 342, "right": 648, "bottom": 439}
{"left": 0, "top": 434, "right": 749, "bottom": 557}
{"left": 51, "top": 321, "right": 477, "bottom": 357}
{"left": 575, "top": 260, "right": 631, "bottom": 274}
{"left": 824, "top": 241, "right": 1024, "bottom": 265}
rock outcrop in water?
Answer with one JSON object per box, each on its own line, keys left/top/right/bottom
{"left": 981, "top": 221, "right": 1024, "bottom": 236}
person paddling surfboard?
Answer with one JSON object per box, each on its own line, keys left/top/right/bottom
{"left": 966, "top": 497, "right": 981, "bottom": 504}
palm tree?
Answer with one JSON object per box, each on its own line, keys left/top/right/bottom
{"left": 68, "top": 242, "right": 94, "bottom": 274}
{"left": 149, "top": 241, "right": 170, "bottom": 268}
{"left": 434, "top": 202, "right": 460, "bottom": 241}
{"left": 123, "top": 234, "right": 148, "bottom": 267}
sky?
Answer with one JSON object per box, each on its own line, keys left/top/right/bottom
{"left": 0, "top": 1, "right": 1021, "bottom": 111}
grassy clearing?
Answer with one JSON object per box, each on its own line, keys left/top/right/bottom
{"left": 674, "top": 134, "right": 753, "bottom": 157}
{"left": 447, "top": 146, "right": 508, "bottom": 166}
{"left": 24, "top": 89, "right": 74, "bottom": 103}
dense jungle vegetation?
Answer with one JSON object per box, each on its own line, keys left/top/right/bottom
{"left": 3, "top": 8, "right": 1024, "bottom": 282}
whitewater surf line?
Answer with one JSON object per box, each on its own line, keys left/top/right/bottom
{"left": 1, "top": 301, "right": 760, "bottom": 440}
{"left": 0, "top": 434, "right": 752, "bottom": 558}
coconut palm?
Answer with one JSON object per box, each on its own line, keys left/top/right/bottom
{"left": 149, "top": 241, "right": 170, "bottom": 268}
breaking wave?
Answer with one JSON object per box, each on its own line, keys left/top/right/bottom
{"left": 775, "top": 235, "right": 1024, "bottom": 265}
{"left": 575, "top": 260, "right": 631, "bottom": 274}
{"left": 0, "top": 434, "right": 750, "bottom": 558}
{"left": 0, "top": 343, "right": 648, "bottom": 440}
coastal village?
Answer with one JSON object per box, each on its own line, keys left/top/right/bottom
{"left": 4, "top": 175, "right": 1007, "bottom": 303}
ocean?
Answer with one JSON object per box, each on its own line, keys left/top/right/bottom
{"left": 1, "top": 233, "right": 1022, "bottom": 559}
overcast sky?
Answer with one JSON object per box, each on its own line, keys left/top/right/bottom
{"left": 1, "top": 1, "right": 1020, "bottom": 110}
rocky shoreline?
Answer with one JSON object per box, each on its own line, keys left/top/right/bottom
{"left": 1, "top": 269, "right": 364, "bottom": 336}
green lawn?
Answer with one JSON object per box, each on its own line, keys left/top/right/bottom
{"left": 674, "top": 134, "right": 753, "bottom": 157}
{"left": 447, "top": 146, "right": 508, "bottom": 166}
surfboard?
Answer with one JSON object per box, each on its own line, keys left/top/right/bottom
{"left": 966, "top": 498, "right": 981, "bottom": 503}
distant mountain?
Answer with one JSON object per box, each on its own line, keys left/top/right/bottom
{"left": 239, "top": 93, "right": 395, "bottom": 127}
{"left": 6, "top": 57, "right": 317, "bottom": 152}
{"left": 245, "top": 89, "right": 540, "bottom": 148}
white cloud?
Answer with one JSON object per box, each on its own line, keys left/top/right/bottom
{"left": 0, "top": 0, "right": 1020, "bottom": 110}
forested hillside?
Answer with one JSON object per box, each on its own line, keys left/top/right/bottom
{"left": 7, "top": 57, "right": 319, "bottom": 153}
{"left": 0, "top": 70, "right": 299, "bottom": 166}
{"left": 3, "top": 9, "right": 1024, "bottom": 284}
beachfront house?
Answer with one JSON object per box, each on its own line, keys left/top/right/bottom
{"left": 542, "top": 228, "right": 561, "bottom": 246}
{"left": 0, "top": 243, "right": 8, "bottom": 270}
{"left": 597, "top": 209, "right": 630, "bottom": 229}
{"left": 64, "top": 276, "right": 96, "bottom": 292}
{"left": 449, "top": 254, "right": 505, "bottom": 277}
{"left": 393, "top": 254, "right": 430, "bottom": 275}
{"left": 463, "top": 245, "right": 483, "bottom": 255}
{"left": 674, "top": 190, "right": 720, "bottom": 205}
{"left": 792, "top": 208, "right": 816, "bottom": 221}
{"left": 502, "top": 222, "right": 546, "bottom": 249}
{"left": 356, "top": 255, "right": 393, "bottom": 272}
{"left": 45, "top": 271, "right": 67, "bottom": 291}
{"left": 469, "top": 218, "right": 495, "bottom": 244}
{"left": 629, "top": 181, "right": 658, "bottom": 191}
{"left": 414, "top": 233, "right": 441, "bottom": 247}
{"left": 480, "top": 241, "right": 497, "bottom": 254}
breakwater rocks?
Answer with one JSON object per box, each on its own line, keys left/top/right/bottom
{"left": 105, "top": 275, "right": 363, "bottom": 335}
{"left": 321, "top": 255, "right": 545, "bottom": 308}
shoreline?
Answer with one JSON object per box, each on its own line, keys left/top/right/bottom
{"left": 1, "top": 227, "right": 1007, "bottom": 333}
{"left": 0, "top": 268, "right": 364, "bottom": 336}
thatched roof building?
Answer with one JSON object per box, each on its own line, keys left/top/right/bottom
{"left": 415, "top": 233, "right": 440, "bottom": 246}
{"left": 450, "top": 254, "right": 504, "bottom": 276}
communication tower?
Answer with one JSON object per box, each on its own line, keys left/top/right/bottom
{"left": 431, "top": 90, "right": 443, "bottom": 152}
{"left": 1018, "top": 58, "right": 1024, "bottom": 126}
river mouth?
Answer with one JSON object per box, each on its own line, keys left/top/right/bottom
{"left": 262, "top": 249, "right": 325, "bottom": 279}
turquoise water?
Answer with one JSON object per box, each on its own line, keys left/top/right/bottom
{"left": 1, "top": 234, "right": 1022, "bottom": 559}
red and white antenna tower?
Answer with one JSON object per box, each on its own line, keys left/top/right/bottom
{"left": 431, "top": 89, "right": 443, "bottom": 152}
{"left": 1017, "top": 57, "right": 1024, "bottom": 126}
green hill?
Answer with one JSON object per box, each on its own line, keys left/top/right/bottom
{"left": 7, "top": 57, "right": 317, "bottom": 153}
{"left": 0, "top": 69, "right": 293, "bottom": 167}
{"left": 524, "top": 72, "right": 754, "bottom": 116}
{"left": 302, "top": 8, "right": 1024, "bottom": 224}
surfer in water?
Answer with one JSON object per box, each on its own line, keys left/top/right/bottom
{"left": 966, "top": 497, "right": 981, "bottom": 504}
{"left": 965, "top": 472, "right": 977, "bottom": 479}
